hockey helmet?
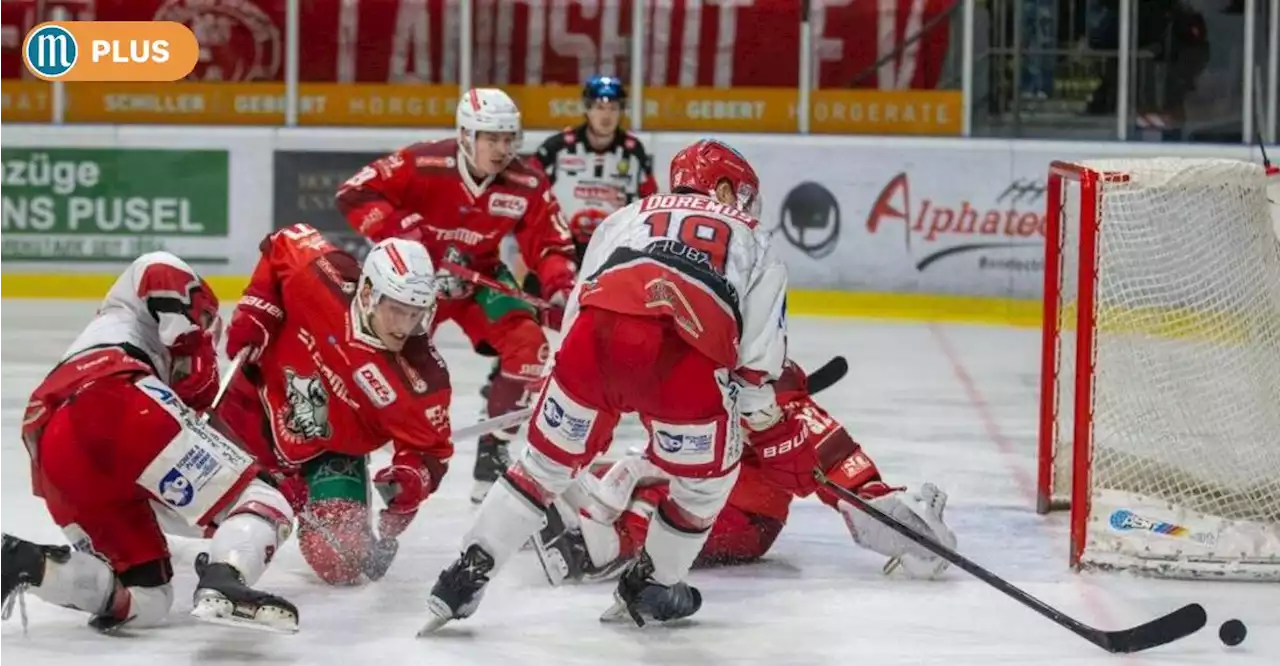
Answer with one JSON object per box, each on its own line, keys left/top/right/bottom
{"left": 456, "top": 87, "right": 522, "bottom": 168}
{"left": 583, "top": 75, "right": 626, "bottom": 105}
{"left": 669, "top": 139, "right": 761, "bottom": 217}
{"left": 358, "top": 237, "right": 438, "bottom": 338}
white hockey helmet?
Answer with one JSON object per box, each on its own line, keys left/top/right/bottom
{"left": 358, "top": 237, "right": 438, "bottom": 333}
{"left": 456, "top": 87, "right": 522, "bottom": 167}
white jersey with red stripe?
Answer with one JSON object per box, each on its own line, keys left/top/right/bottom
{"left": 564, "top": 192, "right": 788, "bottom": 408}
{"left": 64, "top": 251, "right": 214, "bottom": 380}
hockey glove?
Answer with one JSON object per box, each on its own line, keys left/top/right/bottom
{"left": 749, "top": 396, "right": 873, "bottom": 499}
{"left": 536, "top": 256, "right": 576, "bottom": 330}
{"left": 169, "top": 329, "right": 220, "bottom": 412}
{"left": 373, "top": 449, "right": 444, "bottom": 540}
{"left": 226, "top": 294, "right": 285, "bottom": 362}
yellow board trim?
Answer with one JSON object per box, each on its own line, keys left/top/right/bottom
{"left": 0, "top": 274, "right": 1044, "bottom": 328}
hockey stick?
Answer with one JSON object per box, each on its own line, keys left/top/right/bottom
{"left": 441, "top": 260, "right": 554, "bottom": 311}
{"left": 362, "top": 407, "right": 536, "bottom": 579}
{"left": 806, "top": 356, "right": 848, "bottom": 395}
{"left": 814, "top": 472, "right": 1205, "bottom": 653}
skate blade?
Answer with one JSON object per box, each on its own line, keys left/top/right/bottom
{"left": 530, "top": 537, "right": 568, "bottom": 587}
{"left": 599, "top": 596, "right": 645, "bottom": 627}
{"left": 469, "top": 480, "right": 494, "bottom": 505}
{"left": 191, "top": 599, "right": 299, "bottom": 635}
{"left": 415, "top": 598, "right": 455, "bottom": 637}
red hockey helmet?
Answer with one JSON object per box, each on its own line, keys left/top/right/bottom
{"left": 668, "top": 139, "right": 761, "bottom": 216}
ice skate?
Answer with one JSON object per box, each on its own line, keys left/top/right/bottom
{"left": 190, "top": 554, "right": 298, "bottom": 634}
{"left": 600, "top": 551, "right": 701, "bottom": 627}
{"left": 1, "top": 534, "right": 66, "bottom": 628}
{"left": 418, "top": 544, "right": 494, "bottom": 635}
{"left": 470, "top": 434, "right": 511, "bottom": 503}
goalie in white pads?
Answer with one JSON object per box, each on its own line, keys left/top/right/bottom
{"left": 419, "top": 139, "right": 788, "bottom": 632}
{"left": 2, "top": 253, "right": 298, "bottom": 634}
{"left": 533, "top": 358, "right": 957, "bottom": 584}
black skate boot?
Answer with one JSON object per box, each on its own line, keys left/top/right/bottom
{"left": 470, "top": 434, "right": 511, "bottom": 504}
{"left": 600, "top": 551, "right": 702, "bottom": 627}
{"left": 190, "top": 554, "right": 298, "bottom": 634}
{"left": 417, "top": 544, "right": 495, "bottom": 635}
{"left": 2, "top": 534, "right": 67, "bottom": 625}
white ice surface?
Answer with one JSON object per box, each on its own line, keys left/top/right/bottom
{"left": 1, "top": 300, "right": 1275, "bottom": 665}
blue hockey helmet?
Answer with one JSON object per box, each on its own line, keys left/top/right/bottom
{"left": 583, "top": 75, "right": 626, "bottom": 106}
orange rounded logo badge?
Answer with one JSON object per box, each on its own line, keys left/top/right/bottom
{"left": 22, "top": 22, "right": 199, "bottom": 82}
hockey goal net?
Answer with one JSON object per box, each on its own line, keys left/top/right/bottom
{"left": 1038, "top": 157, "right": 1280, "bottom": 580}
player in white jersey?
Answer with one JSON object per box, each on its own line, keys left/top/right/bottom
{"left": 418, "top": 139, "right": 789, "bottom": 633}
{"left": 3, "top": 252, "right": 300, "bottom": 634}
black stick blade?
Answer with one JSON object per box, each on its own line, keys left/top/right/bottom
{"left": 808, "top": 356, "right": 848, "bottom": 394}
{"left": 1094, "top": 603, "right": 1206, "bottom": 653}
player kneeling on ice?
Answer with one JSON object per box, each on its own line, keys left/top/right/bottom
{"left": 214, "top": 224, "right": 453, "bottom": 586}
{"left": 418, "top": 139, "right": 788, "bottom": 633}
{"left": 2, "top": 253, "right": 298, "bottom": 634}
{"left": 533, "top": 358, "right": 957, "bottom": 583}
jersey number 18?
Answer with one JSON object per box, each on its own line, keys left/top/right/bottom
{"left": 643, "top": 212, "right": 732, "bottom": 273}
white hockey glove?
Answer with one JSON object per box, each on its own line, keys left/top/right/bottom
{"left": 836, "top": 482, "right": 957, "bottom": 579}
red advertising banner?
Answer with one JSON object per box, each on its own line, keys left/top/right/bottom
{"left": 1, "top": 1, "right": 956, "bottom": 132}
{"left": 1, "top": 0, "right": 953, "bottom": 90}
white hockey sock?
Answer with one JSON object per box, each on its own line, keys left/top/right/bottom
{"left": 642, "top": 469, "right": 739, "bottom": 585}
{"left": 643, "top": 508, "right": 712, "bottom": 586}
{"left": 209, "top": 479, "right": 295, "bottom": 585}
{"left": 463, "top": 477, "right": 547, "bottom": 571}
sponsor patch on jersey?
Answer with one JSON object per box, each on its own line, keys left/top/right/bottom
{"left": 536, "top": 380, "right": 594, "bottom": 456}
{"left": 488, "top": 193, "right": 529, "bottom": 218}
{"left": 354, "top": 362, "right": 398, "bottom": 407}
{"left": 416, "top": 155, "right": 457, "bottom": 169}
{"left": 375, "top": 153, "right": 405, "bottom": 178}
{"left": 649, "top": 420, "right": 718, "bottom": 468}
{"left": 557, "top": 155, "right": 586, "bottom": 172}
{"left": 425, "top": 404, "right": 448, "bottom": 430}
{"left": 505, "top": 173, "right": 539, "bottom": 189}
{"left": 573, "top": 184, "right": 624, "bottom": 205}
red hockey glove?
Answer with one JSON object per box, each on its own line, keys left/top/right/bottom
{"left": 536, "top": 256, "right": 576, "bottom": 330}
{"left": 169, "top": 330, "right": 220, "bottom": 412}
{"left": 749, "top": 396, "right": 862, "bottom": 498}
{"left": 226, "top": 293, "right": 285, "bottom": 362}
{"left": 373, "top": 449, "right": 445, "bottom": 540}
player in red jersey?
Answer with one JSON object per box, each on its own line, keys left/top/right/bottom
{"left": 3, "top": 253, "right": 298, "bottom": 634}
{"left": 418, "top": 139, "right": 789, "bottom": 633}
{"left": 215, "top": 224, "right": 453, "bottom": 586}
{"left": 336, "top": 88, "right": 577, "bottom": 504}
{"left": 532, "top": 359, "right": 957, "bottom": 584}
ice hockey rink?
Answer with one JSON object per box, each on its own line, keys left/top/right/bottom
{"left": 2, "top": 301, "right": 1276, "bottom": 665}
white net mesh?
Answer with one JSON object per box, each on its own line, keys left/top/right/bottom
{"left": 1050, "top": 158, "right": 1280, "bottom": 579}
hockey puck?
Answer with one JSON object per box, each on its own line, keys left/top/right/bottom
{"left": 1218, "top": 619, "right": 1247, "bottom": 647}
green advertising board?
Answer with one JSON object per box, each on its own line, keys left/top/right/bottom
{"left": 1, "top": 148, "right": 230, "bottom": 263}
